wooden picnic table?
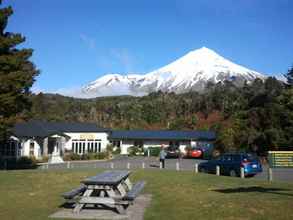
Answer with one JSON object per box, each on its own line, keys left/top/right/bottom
{"left": 63, "top": 170, "right": 145, "bottom": 214}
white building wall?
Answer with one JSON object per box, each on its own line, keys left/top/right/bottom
{"left": 121, "top": 140, "right": 134, "bottom": 155}
{"left": 22, "top": 139, "right": 42, "bottom": 159}
{"left": 64, "top": 132, "right": 110, "bottom": 153}
{"left": 119, "top": 140, "right": 191, "bottom": 155}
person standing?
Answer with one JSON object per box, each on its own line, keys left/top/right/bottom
{"left": 159, "top": 145, "right": 167, "bottom": 168}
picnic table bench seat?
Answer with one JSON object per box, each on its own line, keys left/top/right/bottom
{"left": 123, "top": 181, "right": 145, "bottom": 201}
{"left": 62, "top": 185, "right": 87, "bottom": 200}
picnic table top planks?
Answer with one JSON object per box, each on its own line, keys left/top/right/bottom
{"left": 82, "top": 170, "right": 131, "bottom": 186}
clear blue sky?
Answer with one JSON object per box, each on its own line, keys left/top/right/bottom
{"left": 4, "top": 0, "right": 293, "bottom": 92}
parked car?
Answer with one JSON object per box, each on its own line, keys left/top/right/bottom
{"left": 198, "top": 153, "right": 262, "bottom": 177}
{"left": 165, "top": 146, "right": 181, "bottom": 158}
{"left": 186, "top": 147, "right": 203, "bottom": 158}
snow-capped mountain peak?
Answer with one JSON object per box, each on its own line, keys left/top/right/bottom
{"left": 80, "top": 47, "right": 266, "bottom": 97}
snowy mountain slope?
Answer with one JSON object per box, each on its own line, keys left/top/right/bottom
{"left": 81, "top": 47, "right": 266, "bottom": 97}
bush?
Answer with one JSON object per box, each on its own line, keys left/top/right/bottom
{"left": 36, "top": 156, "right": 49, "bottom": 163}
{"left": 113, "top": 147, "right": 121, "bottom": 155}
{"left": 127, "top": 146, "right": 144, "bottom": 156}
{"left": 96, "top": 152, "right": 108, "bottom": 160}
{"left": 0, "top": 157, "right": 38, "bottom": 170}
{"left": 144, "top": 147, "right": 161, "bottom": 156}
{"left": 63, "top": 152, "right": 109, "bottom": 161}
{"left": 15, "top": 156, "right": 37, "bottom": 169}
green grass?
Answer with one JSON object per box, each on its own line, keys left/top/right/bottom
{"left": 0, "top": 169, "right": 293, "bottom": 220}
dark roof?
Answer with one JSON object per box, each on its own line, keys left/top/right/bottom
{"left": 13, "top": 120, "right": 109, "bottom": 138}
{"left": 109, "top": 130, "right": 216, "bottom": 141}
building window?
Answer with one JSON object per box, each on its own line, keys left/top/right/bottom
{"left": 87, "top": 142, "right": 90, "bottom": 152}
{"left": 94, "top": 142, "right": 97, "bottom": 153}
{"left": 90, "top": 142, "right": 93, "bottom": 152}
{"left": 29, "top": 141, "right": 35, "bottom": 156}
{"left": 79, "top": 142, "right": 82, "bottom": 154}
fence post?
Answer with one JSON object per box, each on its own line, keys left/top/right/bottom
{"left": 127, "top": 162, "right": 130, "bottom": 169}
{"left": 159, "top": 161, "right": 163, "bottom": 169}
{"left": 268, "top": 167, "right": 273, "bottom": 182}
{"left": 240, "top": 167, "right": 245, "bottom": 179}
{"left": 110, "top": 162, "right": 114, "bottom": 169}
{"left": 142, "top": 162, "right": 145, "bottom": 169}
{"left": 176, "top": 162, "right": 180, "bottom": 171}
{"left": 194, "top": 163, "right": 198, "bottom": 173}
{"left": 67, "top": 161, "right": 70, "bottom": 169}
{"left": 216, "top": 166, "right": 220, "bottom": 176}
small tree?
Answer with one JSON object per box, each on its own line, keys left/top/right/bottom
{"left": 0, "top": 1, "right": 39, "bottom": 140}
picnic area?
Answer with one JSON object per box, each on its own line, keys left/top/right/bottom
{"left": 0, "top": 169, "right": 293, "bottom": 220}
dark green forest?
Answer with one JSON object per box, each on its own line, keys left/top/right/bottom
{"left": 28, "top": 72, "right": 293, "bottom": 155}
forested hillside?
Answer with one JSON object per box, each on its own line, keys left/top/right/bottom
{"left": 29, "top": 75, "right": 293, "bottom": 154}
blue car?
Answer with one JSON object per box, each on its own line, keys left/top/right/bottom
{"left": 198, "top": 153, "right": 263, "bottom": 177}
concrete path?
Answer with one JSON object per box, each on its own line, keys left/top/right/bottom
{"left": 50, "top": 194, "right": 152, "bottom": 220}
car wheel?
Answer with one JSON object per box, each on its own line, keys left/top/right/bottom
{"left": 230, "top": 169, "right": 237, "bottom": 177}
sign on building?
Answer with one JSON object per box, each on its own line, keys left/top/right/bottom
{"left": 268, "top": 151, "right": 293, "bottom": 168}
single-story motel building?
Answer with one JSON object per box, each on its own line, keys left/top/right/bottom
{"left": 0, "top": 120, "right": 216, "bottom": 159}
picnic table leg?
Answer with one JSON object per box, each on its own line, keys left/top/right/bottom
{"left": 117, "top": 183, "right": 127, "bottom": 196}
{"left": 116, "top": 204, "right": 126, "bottom": 214}
{"left": 123, "top": 178, "right": 132, "bottom": 190}
{"left": 73, "top": 189, "right": 93, "bottom": 213}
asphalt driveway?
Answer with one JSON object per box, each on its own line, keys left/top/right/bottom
{"left": 40, "top": 155, "right": 293, "bottom": 183}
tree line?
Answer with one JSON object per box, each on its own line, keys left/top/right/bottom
{"left": 29, "top": 72, "right": 293, "bottom": 155}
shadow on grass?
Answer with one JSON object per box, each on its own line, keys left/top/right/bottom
{"left": 59, "top": 202, "right": 120, "bottom": 213}
{"left": 213, "top": 186, "right": 293, "bottom": 197}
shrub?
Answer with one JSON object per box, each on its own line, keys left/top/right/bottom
{"left": 127, "top": 146, "right": 144, "bottom": 156}
{"left": 37, "top": 156, "right": 49, "bottom": 163}
{"left": 106, "top": 144, "right": 113, "bottom": 158}
{"left": 113, "top": 147, "right": 121, "bottom": 155}
{"left": 63, "top": 152, "right": 109, "bottom": 161}
{"left": 15, "top": 156, "right": 37, "bottom": 169}
{"left": 81, "top": 154, "right": 90, "bottom": 160}
{"left": 67, "top": 153, "right": 81, "bottom": 160}
{"left": 96, "top": 152, "right": 108, "bottom": 160}
{"left": 144, "top": 147, "right": 161, "bottom": 157}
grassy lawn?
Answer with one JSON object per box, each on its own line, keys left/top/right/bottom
{"left": 0, "top": 169, "right": 293, "bottom": 220}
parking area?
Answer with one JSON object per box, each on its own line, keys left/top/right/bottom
{"left": 40, "top": 156, "right": 293, "bottom": 183}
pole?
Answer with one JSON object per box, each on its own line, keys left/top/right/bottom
{"left": 110, "top": 162, "right": 114, "bottom": 169}
{"left": 127, "top": 162, "right": 130, "bottom": 169}
{"left": 195, "top": 163, "right": 198, "bottom": 173}
{"left": 216, "top": 166, "right": 220, "bottom": 176}
{"left": 176, "top": 162, "right": 180, "bottom": 171}
{"left": 159, "top": 161, "right": 162, "bottom": 169}
{"left": 240, "top": 167, "right": 245, "bottom": 179}
{"left": 268, "top": 167, "right": 273, "bottom": 182}
{"left": 142, "top": 162, "right": 145, "bottom": 169}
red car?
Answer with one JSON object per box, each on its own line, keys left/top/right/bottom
{"left": 186, "top": 148, "right": 203, "bottom": 158}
